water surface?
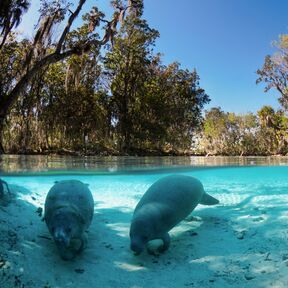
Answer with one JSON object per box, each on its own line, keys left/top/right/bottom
{"left": 1, "top": 155, "right": 288, "bottom": 208}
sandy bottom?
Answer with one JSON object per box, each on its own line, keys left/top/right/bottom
{"left": 1, "top": 169, "right": 288, "bottom": 288}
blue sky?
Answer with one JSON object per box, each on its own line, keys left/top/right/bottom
{"left": 17, "top": 0, "right": 288, "bottom": 113}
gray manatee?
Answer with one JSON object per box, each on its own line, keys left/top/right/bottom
{"left": 44, "top": 180, "right": 94, "bottom": 260}
{"left": 0, "top": 178, "right": 10, "bottom": 198}
{"left": 130, "top": 175, "right": 219, "bottom": 255}
{"left": 0, "top": 178, "right": 12, "bottom": 205}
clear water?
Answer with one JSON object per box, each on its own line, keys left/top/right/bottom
{"left": 1, "top": 154, "right": 285, "bottom": 209}
{"left": 1, "top": 163, "right": 288, "bottom": 214}
{"left": 1, "top": 156, "right": 288, "bottom": 287}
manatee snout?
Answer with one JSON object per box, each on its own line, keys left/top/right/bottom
{"left": 130, "top": 229, "right": 149, "bottom": 255}
{"left": 53, "top": 228, "right": 70, "bottom": 247}
{"left": 130, "top": 239, "right": 145, "bottom": 255}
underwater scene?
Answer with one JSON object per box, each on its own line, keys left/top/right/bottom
{"left": 1, "top": 156, "right": 288, "bottom": 288}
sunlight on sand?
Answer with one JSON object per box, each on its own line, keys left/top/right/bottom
{"left": 114, "top": 261, "right": 148, "bottom": 272}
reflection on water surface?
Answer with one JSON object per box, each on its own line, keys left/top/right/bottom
{"left": 0, "top": 155, "right": 288, "bottom": 175}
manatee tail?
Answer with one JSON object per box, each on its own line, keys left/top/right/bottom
{"left": 200, "top": 193, "right": 219, "bottom": 205}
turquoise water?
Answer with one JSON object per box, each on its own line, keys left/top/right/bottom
{"left": 2, "top": 158, "right": 288, "bottom": 287}
{"left": 1, "top": 155, "right": 288, "bottom": 203}
{"left": 2, "top": 164, "right": 288, "bottom": 212}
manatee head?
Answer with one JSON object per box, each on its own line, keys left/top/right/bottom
{"left": 129, "top": 218, "right": 154, "bottom": 255}
{"left": 48, "top": 209, "right": 84, "bottom": 249}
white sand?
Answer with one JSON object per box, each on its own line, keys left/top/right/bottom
{"left": 1, "top": 174, "right": 288, "bottom": 288}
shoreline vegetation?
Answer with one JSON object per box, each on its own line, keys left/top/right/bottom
{"left": 0, "top": 1, "right": 288, "bottom": 157}
{"left": 1, "top": 150, "right": 287, "bottom": 157}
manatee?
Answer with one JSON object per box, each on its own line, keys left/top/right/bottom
{"left": 130, "top": 175, "right": 219, "bottom": 254}
{"left": 0, "top": 178, "right": 12, "bottom": 205}
{"left": 0, "top": 178, "right": 10, "bottom": 198}
{"left": 44, "top": 180, "right": 94, "bottom": 260}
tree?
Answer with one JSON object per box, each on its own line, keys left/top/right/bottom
{"left": 201, "top": 108, "right": 258, "bottom": 156}
{"left": 3, "top": 25, "right": 113, "bottom": 153}
{"left": 104, "top": 2, "right": 159, "bottom": 152}
{"left": 202, "top": 107, "right": 228, "bottom": 155}
{"left": 141, "top": 62, "right": 209, "bottom": 153}
{"left": 104, "top": 2, "right": 209, "bottom": 154}
{"left": 0, "top": 0, "right": 131, "bottom": 154}
{"left": 0, "top": 0, "right": 210, "bottom": 155}
{"left": 0, "top": 32, "right": 26, "bottom": 152}
{"left": 236, "top": 113, "right": 257, "bottom": 155}
{"left": 0, "top": 0, "right": 30, "bottom": 49}
{"left": 256, "top": 106, "right": 288, "bottom": 155}
{"left": 257, "top": 35, "right": 288, "bottom": 110}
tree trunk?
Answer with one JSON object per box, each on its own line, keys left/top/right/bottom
{"left": 0, "top": 117, "right": 5, "bottom": 154}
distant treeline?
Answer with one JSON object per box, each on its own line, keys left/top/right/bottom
{"left": 0, "top": 1, "right": 287, "bottom": 156}
{"left": 196, "top": 106, "right": 288, "bottom": 156}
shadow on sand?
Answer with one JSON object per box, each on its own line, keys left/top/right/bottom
{"left": 1, "top": 181, "right": 288, "bottom": 288}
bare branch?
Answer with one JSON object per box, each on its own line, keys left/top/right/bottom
{"left": 55, "top": 0, "right": 86, "bottom": 53}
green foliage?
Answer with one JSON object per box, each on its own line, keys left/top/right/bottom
{"left": 103, "top": 10, "right": 160, "bottom": 152}
{"left": 0, "top": 33, "right": 23, "bottom": 97}
{"left": 257, "top": 34, "right": 288, "bottom": 110}
{"left": 0, "top": 0, "right": 30, "bottom": 48}
{"left": 200, "top": 106, "right": 288, "bottom": 156}
{"left": 104, "top": 9, "right": 209, "bottom": 154}
{"left": 0, "top": 0, "right": 212, "bottom": 156}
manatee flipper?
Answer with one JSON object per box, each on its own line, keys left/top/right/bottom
{"left": 147, "top": 233, "right": 171, "bottom": 255}
{"left": 71, "top": 235, "right": 86, "bottom": 255}
{"left": 200, "top": 193, "right": 219, "bottom": 205}
{"left": 56, "top": 235, "right": 86, "bottom": 261}
{"left": 57, "top": 246, "right": 75, "bottom": 261}
{"left": 159, "top": 233, "right": 170, "bottom": 253}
